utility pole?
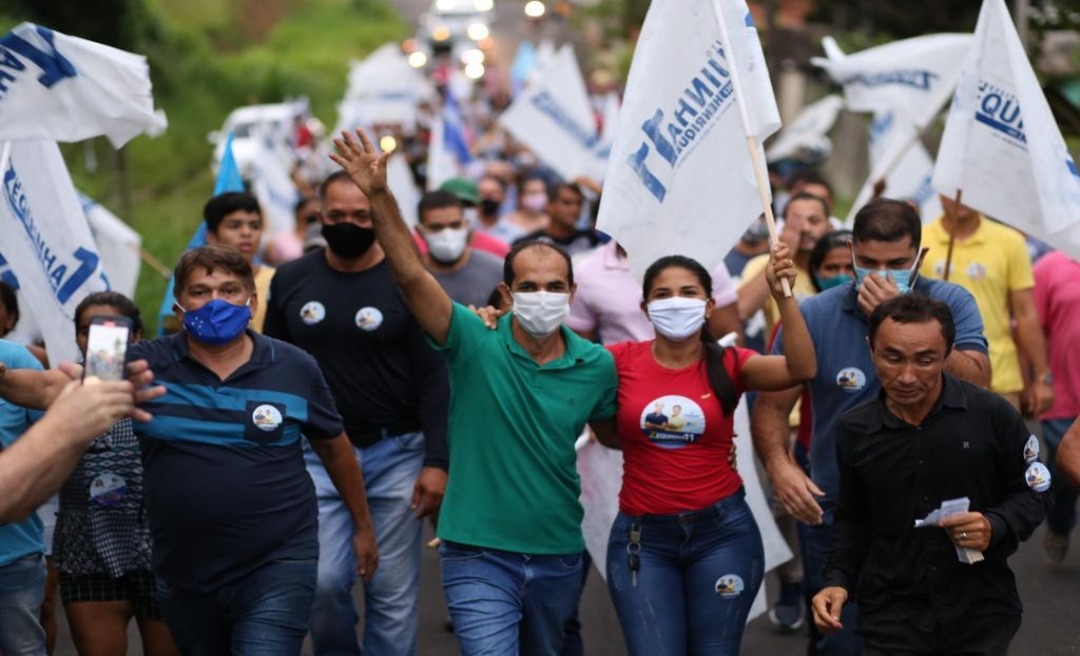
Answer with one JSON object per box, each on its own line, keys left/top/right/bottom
{"left": 1015, "top": 0, "right": 1031, "bottom": 53}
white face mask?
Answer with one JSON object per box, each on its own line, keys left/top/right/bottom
{"left": 647, "top": 297, "right": 707, "bottom": 341}
{"left": 425, "top": 227, "right": 469, "bottom": 264}
{"left": 512, "top": 291, "right": 571, "bottom": 338}
{"left": 521, "top": 192, "right": 549, "bottom": 213}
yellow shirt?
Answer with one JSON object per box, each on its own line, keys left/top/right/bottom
{"left": 737, "top": 254, "right": 817, "bottom": 337}
{"left": 251, "top": 265, "right": 276, "bottom": 333}
{"left": 919, "top": 217, "right": 1033, "bottom": 393}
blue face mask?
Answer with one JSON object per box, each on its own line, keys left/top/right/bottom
{"left": 815, "top": 273, "right": 854, "bottom": 291}
{"left": 178, "top": 299, "right": 251, "bottom": 345}
{"left": 853, "top": 253, "right": 922, "bottom": 294}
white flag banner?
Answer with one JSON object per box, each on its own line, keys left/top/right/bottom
{"left": 596, "top": 0, "right": 781, "bottom": 279}
{"left": 336, "top": 44, "right": 435, "bottom": 134}
{"left": 766, "top": 94, "right": 843, "bottom": 162}
{"left": 79, "top": 194, "right": 141, "bottom": 298}
{"left": 249, "top": 135, "right": 299, "bottom": 242}
{"left": 932, "top": 0, "right": 1080, "bottom": 254}
{"left": 0, "top": 23, "right": 166, "bottom": 147}
{"left": 812, "top": 33, "right": 973, "bottom": 129}
{"left": 847, "top": 111, "right": 943, "bottom": 223}
{"left": 498, "top": 44, "right": 603, "bottom": 183}
{"left": 576, "top": 397, "right": 791, "bottom": 621}
{"left": 425, "top": 114, "right": 456, "bottom": 191}
{"left": 387, "top": 153, "right": 420, "bottom": 228}
{"left": 0, "top": 140, "right": 111, "bottom": 364}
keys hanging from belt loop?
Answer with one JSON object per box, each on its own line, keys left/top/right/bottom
{"left": 627, "top": 523, "right": 642, "bottom": 588}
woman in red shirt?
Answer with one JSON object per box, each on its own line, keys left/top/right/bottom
{"left": 598, "top": 243, "right": 816, "bottom": 655}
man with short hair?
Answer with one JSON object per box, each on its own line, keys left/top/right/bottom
{"left": 475, "top": 174, "right": 520, "bottom": 244}
{"left": 330, "top": 128, "right": 617, "bottom": 656}
{"left": 203, "top": 191, "right": 276, "bottom": 332}
{"left": 436, "top": 177, "right": 510, "bottom": 258}
{"left": 812, "top": 294, "right": 1050, "bottom": 655}
{"left": 264, "top": 171, "right": 450, "bottom": 656}
{"left": 752, "top": 198, "right": 991, "bottom": 655}
{"left": 416, "top": 190, "right": 503, "bottom": 308}
{"left": 515, "top": 183, "right": 603, "bottom": 256}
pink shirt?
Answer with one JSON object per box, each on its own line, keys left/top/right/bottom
{"left": 1033, "top": 251, "right": 1080, "bottom": 419}
{"left": 566, "top": 242, "right": 738, "bottom": 345}
{"left": 413, "top": 230, "right": 511, "bottom": 259}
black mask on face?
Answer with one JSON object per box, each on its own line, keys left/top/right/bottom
{"left": 479, "top": 198, "right": 501, "bottom": 217}
{"left": 322, "top": 223, "right": 376, "bottom": 259}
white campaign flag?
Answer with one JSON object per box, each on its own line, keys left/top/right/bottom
{"left": 596, "top": 0, "right": 780, "bottom": 279}
{"left": 0, "top": 23, "right": 166, "bottom": 147}
{"left": 249, "top": 135, "right": 299, "bottom": 241}
{"left": 766, "top": 94, "right": 843, "bottom": 162}
{"left": 387, "top": 153, "right": 420, "bottom": 228}
{"left": 0, "top": 141, "right": 111, "bottom": 364}
{"left": 847, "top": 111, "right": 942, "bottom": 223}
{"left": 337, "top": 44, "right": 434, "bottom": 134}
{"left": 812, "top": 34, "right": 973, "bottom": 129}
{"left": 933, "top": 0, "right": 1080, "bottom": 255}
{"left": 498, "top": 44, "right": 603, "bottom": 183}
{"left": 79, "top": 194, "right": 142, "bottom": 298}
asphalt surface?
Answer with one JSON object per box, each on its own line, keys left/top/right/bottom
{"left": 48, "top": 1, "right": 1080, "bottom": 654}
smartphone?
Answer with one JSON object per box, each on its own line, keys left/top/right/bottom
{"left": 83, "top": 315, "right": 133, "bottom": 382}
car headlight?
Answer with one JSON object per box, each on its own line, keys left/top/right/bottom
{"left": 432, "top": 26, "right": 451, "bottom": 41}
{"left": 466, "top": 22, "right": 489, "bottom": 41}
{"left": 408, "top": 51, "right": 429, "bottom": 68}
{"left": 436, "top": 0, "right": 455, "bottom": 11}
{"left": 461, "top": 48, "right": 485, "bottom": 65}
{"left": 524, "top": 1, "right": 545, "bottom": 18}
{"left": 475, "top": 0, "right": 494, "bottom": 11}
{"left": 464, "top": 62, "right": 485, "bottom": 79}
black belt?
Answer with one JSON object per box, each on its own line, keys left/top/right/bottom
{"left": 348, "top": 419, "right": 423, "bottom": 448}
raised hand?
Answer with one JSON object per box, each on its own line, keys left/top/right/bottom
{"left": 329, "top": 128, "right": 389, "bottom": 197}
{"left": 766, "top": 241, "right": 798, "bottom": 299}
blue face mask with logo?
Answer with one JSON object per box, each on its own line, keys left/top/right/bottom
{"left": 853, "top": 252, "right": 922, "bottom": 294}
{"left": 178, "top": 299, "right": 251, "bottom": 345}
{"left": 814, "top": 273, "right": 854, "bottom": 291}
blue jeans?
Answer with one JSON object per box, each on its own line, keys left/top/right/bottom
{"left": 0, "top": 553, "right": 46, "bottom": 656}
{"left": 440, "top": 541, "right": 584, "bottom": 656}
{"left": 155, "top": 558, "right": 317, "bottom": 656}
{"left": 800, "top": 517, "right": 863, "bottom": 656}
{"left": 1043, "top": 418, "right": 1078, "bottom": 535}
{"left": 305, "top": 432, "right": 425, "bottom": 656}
{"left": 606, "top": 490, "right": 764, "bottom": 656}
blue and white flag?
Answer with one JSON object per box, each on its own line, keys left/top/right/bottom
{"left": 932, "top": 0, "right": 1080, "bottom": 255}
{"left": 0, "top": 140, "right": 111, "bottom": 364}
{"left": 766, "top": 94, "right": 843, "bottom": 163}
{"left": 0, "top": 23, "right": 166, "bottom": 147}
{"left": 498, "top": 44, "right": 602, "bottom": 183}
{"left": 596, "top": 0, "right": 780, "bottom": 279}
{"left": 426, "top": 91, "right": 474, "bottom": 191}
{"left": 847, "top": 111, "right": 942, "bottom": 223}
{"left": 812, "top": 33, "right": 973, "bottom": 129}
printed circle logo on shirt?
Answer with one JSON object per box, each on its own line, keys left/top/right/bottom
{"left": 836, "top": 367, "right": 866, "bottom": 393}
{"left": 1024, "top": 435, "right": 1040, "bottom": 463}
{"left": 640, "top": 395, "right": 706, "bottom": 450}
{"left": 252, "top": 404, "right": 283, "bottom": 432}
{"left": 300, "top": 301, "right": 326, "bottom": 325}
{"left": 1025, "top": 462, "right": 1051, "bottom": 492}
{"left": 355, "top": 307, "right": 384, "bottom": 331}
{"left": 715, "top": 574, "right": 744, "bottom": 598}
{"left": 966, "top": 262, "right": 987, "bottom": 281}
{"left": 89, "top": 472, "right": 127, "bottom": 507}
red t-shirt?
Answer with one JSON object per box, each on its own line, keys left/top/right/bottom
{"left": 609, "top": 341, "right": 754, "bottom": 516}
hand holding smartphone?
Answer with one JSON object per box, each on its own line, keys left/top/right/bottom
{"left": 82, "top": 315, "right": 133, "bottom": 382}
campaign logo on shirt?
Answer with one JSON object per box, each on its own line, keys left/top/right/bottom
{"left": 715, "top": 574, "right": 744, "bottom": 598}
{"left": 252, "top": 404, "right": 283, "bottom": 432}
{"left": 300, "top": 301, "right": 326, "bottom": 325}
{"left": 89, "top": 472, "right": 127, "bottom": 507}
{"left": 932, "top": 260, "right": 946, "bottom": 277}
{"left": 640, "top": 395, "right": 705, "bottom": 450}
{"left": 966, "top": 262, "right": 987, "bottom": 281}
{"left": 836, "top": 367, "right": 867, "bottom": 393}
{"left": 1025, "top": 462, "right": 1051, "bottom": 492}
{"left": 1024, "top": 435, "right": 1040, "bottom": 463}
{"left": 356, "top": 307, "right": 384, "bottom": 331}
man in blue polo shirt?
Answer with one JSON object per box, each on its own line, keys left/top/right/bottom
{"left": 751, "top": 199, "right": 990, "bottom": 656}
{"left": 129, "top": 244, "right": 377, "bottom": 654}
{"left": 330, "top": 129, "right": 618, "bottom": 655}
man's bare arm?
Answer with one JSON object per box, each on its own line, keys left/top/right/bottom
{"left": 752, "top": 386, "right": 825, "bottom": 524}
{"left": 944, "top": 348, "right": 991, "bottom": 388}
{"left": 1057, "top": 418, "right": 1080, "bottom": 488}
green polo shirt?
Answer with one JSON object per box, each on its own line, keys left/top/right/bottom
{"left": 434, "top": 302, "right": 617, "bottom": 554}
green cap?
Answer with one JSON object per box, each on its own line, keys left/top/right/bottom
{"left": 438, "top": 177, "right": 479, "bottom": 206}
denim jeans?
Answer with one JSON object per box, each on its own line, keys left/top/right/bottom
{"left": 440, "top": 541, "right": 584, "bottom": 656}
{"left": 606, "top": 490, "right": 763, "bottom": 656}
{"left": 1042, "top": 418, "right": 1078, "bottom": 535}
{"left": 800, "top": 517, "right": 863, "bottom": 656}
{"left": 0, "top": 553, "right": 47, "bottom": 656}
{"left": 155, "top": 557, "right": 317, "bottom": 656}
{"left": 305, "top": 432, "right": 425, "bottom": 656}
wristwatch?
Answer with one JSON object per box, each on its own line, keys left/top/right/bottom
{"left": 1040, "top": 372, "right": 1054, "bottom": 385}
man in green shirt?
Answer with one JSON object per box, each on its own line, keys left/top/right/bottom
{"left": 330, "top": 129, "right": 617, "bottom": 656}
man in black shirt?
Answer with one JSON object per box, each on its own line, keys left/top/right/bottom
{"left": 264, "top": 171, "right": 450, "bottom": 656}
{"left": 812, "top": 294, "right": 1051, "bottom": 655}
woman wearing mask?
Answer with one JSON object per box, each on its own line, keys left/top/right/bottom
{"left": 54, "top": 292, "right": 178, "bottom": 656}
{"left": 599, "top": 242, "right": 816, "bottom": 655}
{"left": 503, "top": 174, "right": 551, "bottom": 240}
{"left": 808, "top": 230, "right": 855, "bottom": 293}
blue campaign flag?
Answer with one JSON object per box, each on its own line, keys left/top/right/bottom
{"left": 156, "top": 132, "right": 246, "bottom": 334}
{"left": 442, "top": 90, "right": 473, "bottom": 167}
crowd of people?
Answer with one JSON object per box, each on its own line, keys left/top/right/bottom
{"left": 0, "top": 59, "right": 1078, "bottom": 656}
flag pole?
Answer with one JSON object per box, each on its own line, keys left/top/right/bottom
{"left": 942, "top": 189, "right": 963, "bottom": 281}
{"left": 711, "top": 0, "right": 791, "bottom": 297}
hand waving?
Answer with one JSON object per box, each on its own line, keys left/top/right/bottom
{"left": 329, "top": 128, "right": 389, "bottom": 197}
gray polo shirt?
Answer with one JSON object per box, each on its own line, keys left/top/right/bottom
{"left": 431, "top": 249, "right": 504, "bottom": 309}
